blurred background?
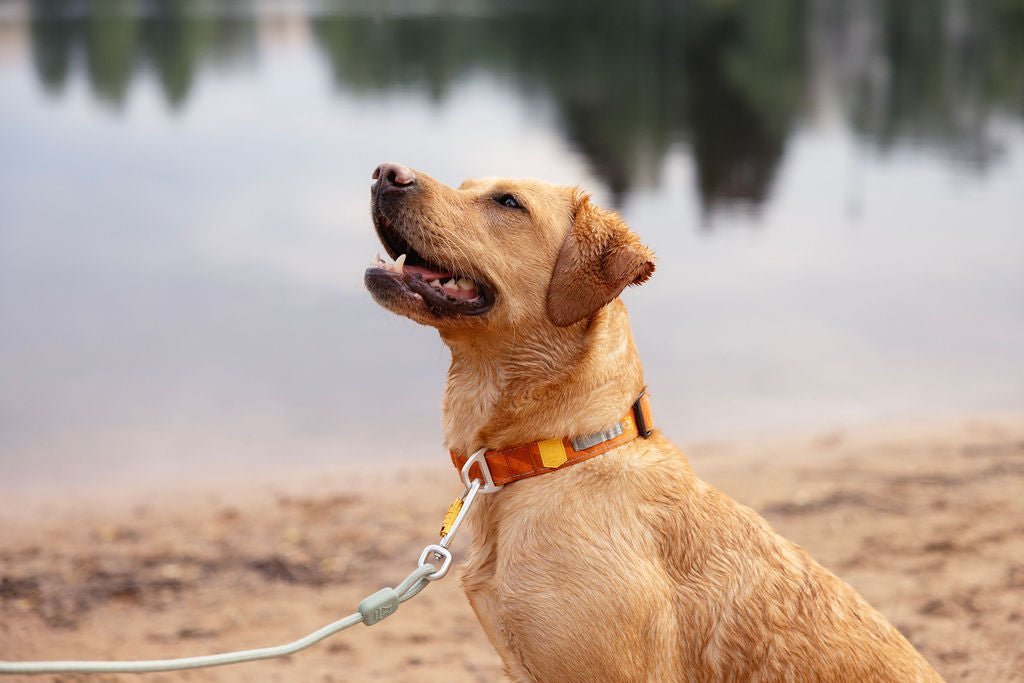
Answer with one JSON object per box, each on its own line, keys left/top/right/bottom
{"left": 1, "top": 0, "right": 1022, "bottom": 494}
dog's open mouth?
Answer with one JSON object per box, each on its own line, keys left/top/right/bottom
{"left": 365, "top": 220, "right": 494, "bottom": 318}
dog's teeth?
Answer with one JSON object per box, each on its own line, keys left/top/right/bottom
{"left": 429, "top": 279, "right": 442, "bottom": 288}
{"left": 394, "top": 254, "right": 407, "bottom": 274}
{"left": 443, "top": 278, "right": 458, "bottom": 289}
{"left": 457, "top": 277, "right": 475, "bottom": 290}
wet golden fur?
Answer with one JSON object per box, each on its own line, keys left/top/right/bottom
{"left": 367, "top": 166, "right": 943, "bottom": 682}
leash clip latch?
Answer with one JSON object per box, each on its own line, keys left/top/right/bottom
{"left": 461, "top": 447, "right": 503, "bottom": 493}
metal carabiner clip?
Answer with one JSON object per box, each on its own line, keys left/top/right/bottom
{"left": 438, "top": 479, "right": 479, "bottom": 549}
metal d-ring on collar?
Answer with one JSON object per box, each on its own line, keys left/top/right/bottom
{"left": 461, "top": 447, "right": 504, "bottom": 493}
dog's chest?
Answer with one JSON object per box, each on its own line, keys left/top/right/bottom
{"left": 458, "top": 465, "right": 684, "bottom": 681}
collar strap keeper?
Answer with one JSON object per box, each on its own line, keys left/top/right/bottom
{"left": 450, "top": 392, "right": 654, "bottom": 488}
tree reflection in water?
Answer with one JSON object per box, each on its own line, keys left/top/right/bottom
{"left": 26, "top": 0, "right": 1024, "bottom": 212}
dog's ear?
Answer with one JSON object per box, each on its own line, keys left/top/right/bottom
{"left": 546, "top": 192, "right": 655, "bottom": 327}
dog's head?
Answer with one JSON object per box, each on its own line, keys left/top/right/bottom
{"left": 365, "top": 162, "right": 654, "bottom": 335}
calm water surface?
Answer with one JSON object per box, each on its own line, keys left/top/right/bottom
{"left": 1, "top": 1, "right": 1022, "bottom": 491}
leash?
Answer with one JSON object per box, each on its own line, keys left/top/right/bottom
{"left": 0, "top": 461, "right": 496, "bottom": 676}
{"left": 0, "top": 564, "right": 436, "bottom": 675}
{"left": 1, "top": 394, "right": 650, "bottom": 676}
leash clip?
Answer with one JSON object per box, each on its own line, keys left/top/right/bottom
{"left": 461, "top": 447, "right": 503, "bottom": 494}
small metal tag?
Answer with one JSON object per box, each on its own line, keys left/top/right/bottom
{"left": 571, "top": 422, "right": 624, "bottom": 452}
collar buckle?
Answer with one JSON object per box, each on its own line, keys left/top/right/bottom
{"left": 633, "top": 392, "right": 654, "bottom": 438}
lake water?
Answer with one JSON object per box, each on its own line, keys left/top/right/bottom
{"left": 1, "top": 1, "right": 1022, "bottom": 492}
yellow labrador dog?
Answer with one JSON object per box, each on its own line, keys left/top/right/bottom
{"left": 364, "top": 162, "right": 943, "bottom": 682}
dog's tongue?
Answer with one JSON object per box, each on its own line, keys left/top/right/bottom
{"left": 372, "top": 253, "right": 480, "bottom": 300}
{"left": 405, "top": 264, "right": 451, "bottom": 280}
{"left": 404, "top": 264, "right": 480, "bottom": 299}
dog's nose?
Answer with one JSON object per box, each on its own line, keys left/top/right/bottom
{"left": 372, "top": 162, "right": 416, "bottom": 192}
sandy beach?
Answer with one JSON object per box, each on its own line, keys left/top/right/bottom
{"left": 2, "top": 414, "right": 1022, "bottom": 683}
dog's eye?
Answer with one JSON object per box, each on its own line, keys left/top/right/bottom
{"left": 495, "top": 194, "right": 522, "bottom": 210}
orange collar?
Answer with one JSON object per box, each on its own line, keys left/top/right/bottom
{"left": 450, "top": 393, "right": 654, "bottom": 488}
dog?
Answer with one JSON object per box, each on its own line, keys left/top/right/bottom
{"left": 364, "top": 162, "right": 943, "bottom": 682}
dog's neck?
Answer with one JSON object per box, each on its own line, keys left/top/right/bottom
{"left": 440, "top": 300, "right": 645, "bottom": 456}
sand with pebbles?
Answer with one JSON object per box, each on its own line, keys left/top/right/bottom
{"left": 2, "top": 415, "right": 1022, "bottom": 682}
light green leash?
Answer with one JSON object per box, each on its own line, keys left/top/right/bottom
{"left": 0, "top": 462, "right": 498, "bottom": 676}
{"left": 0, "top": 564, "right": 433, "bottom": 675}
